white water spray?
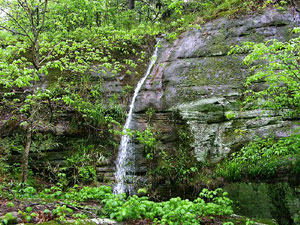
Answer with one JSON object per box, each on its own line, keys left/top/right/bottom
{"left": 114, "top": 41, "right": 160, "bottom": 194}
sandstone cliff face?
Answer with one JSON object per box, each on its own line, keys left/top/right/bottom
{"left": 130, "top": 8, "right": 300, "bottom": 164}
{"left": 5, "top": 8, "right": 300, "bottom": 183}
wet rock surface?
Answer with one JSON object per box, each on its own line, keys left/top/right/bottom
{"left": 133, "top": 8, "right": 300, "bottom": 163}
{"left": 4, "top": 8, "right": 300, "bottom": 183}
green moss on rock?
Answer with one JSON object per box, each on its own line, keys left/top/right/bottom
{"left": 183, "top": 56, "right": 244, "bottom": 87}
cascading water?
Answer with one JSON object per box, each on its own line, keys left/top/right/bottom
{"left": 114, "top": 40, "right": 160, "bottom": 194}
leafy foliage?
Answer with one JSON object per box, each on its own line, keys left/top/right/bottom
{"left": 137, "top": 120, "right": 201, "bottom": 197}
{"left": 0, "top": 0, "right": 156, "bottom": 182}
{"left": 217, "top": 132, "right": 300, "bottom": 180}
{"left": 0, "top": 184, "right": 233, "bottom": 224}
{"left": 229, "top": 28, "right": 300, "bottom": 116}
{"left": 181, "top": 0, "right": 292, "bottom": 22}
{"left": 102, "top": 188, "right": 232, "bottom": 224}
{"left": 220, "top": 25, "right": 300, "bottom": 181}
{"left": 0, "top": 0, "right": 296, "bottom": 184}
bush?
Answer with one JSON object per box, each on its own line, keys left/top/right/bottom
{"left": 217, "top": 132, "right": 300, "bottom": 180}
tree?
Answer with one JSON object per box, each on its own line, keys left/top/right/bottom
{"left": 0, "top": 0, "right": 49, "bottom": 183}
{"left": 0, "top": 0, "right": 116, "bottom": 183}
{"left": 1, "top": 0, "right": 163, "bottom": 183}
{"left": 0, "top": 0, "right": 187, "bottom": 184}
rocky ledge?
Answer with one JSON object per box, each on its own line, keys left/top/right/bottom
{"left": 131, "top": 7, "right": 300, "bottom": 163}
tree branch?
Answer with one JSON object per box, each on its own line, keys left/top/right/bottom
{"left": 0, "top": 7, "right": 32, "bottom": 41}
{"left": 37, "top": 0, "right": 48, "bottom": 35}
{"left": 39, "top": 44, "right": 56, "bottom": 65}
{"left": 0, "top": 25, "right": 27, "bottom": 36}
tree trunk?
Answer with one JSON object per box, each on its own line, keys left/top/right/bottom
{"left": 129, "top": 0, "right": 135, "bottom": 9}
{"left": 21, "top": 125, "right": 32, "bottom": 183}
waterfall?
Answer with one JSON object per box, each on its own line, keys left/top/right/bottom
{"left": 114, "top": 41, "right": 160, "bottom": 194}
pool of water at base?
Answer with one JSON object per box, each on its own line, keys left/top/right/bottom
{"left": 224, "top": 182, "right": 300, "bottom": 225}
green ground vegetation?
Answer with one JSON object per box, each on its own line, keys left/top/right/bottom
{"left": 0, "top": 184, "right": 234, "bottom": 224}
{"left": 217, "top": 132, "right": 300, "bottom": 180}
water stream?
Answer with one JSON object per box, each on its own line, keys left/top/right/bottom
{"left": 114, "top": 40, "right": 160, "bottom": 195}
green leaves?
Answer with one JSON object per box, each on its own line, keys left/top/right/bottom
{"left": 217, "top": 131, "right": 300, "bottom": 180}
{"left": 17, "top": 206, "right": 38, "bottom": 223}
{"left": 230, "top": 32, "right": 300, "bottom": 116}
{"left": 0, "top": 47, "right": 37, "bottom": 88}
{"left": 100, "top": 187, "right": 233, "bottom": 224}
{"left": 1, "top": 213, "right": 16, "bottom": 225}
{"left": 2, "top": 183, "right": 234, "bottom": 224}
{"left": 223, "top": 28, "right": 300, "bottom": 180}
{"left": 52, "top": 204, "right": 73, "bottom": 222}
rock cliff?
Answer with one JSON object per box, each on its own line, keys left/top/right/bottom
{"left": 5, "top": 8, "right": 300, "bottom": 184}
{"left": 131, "top": 8, "right": 300, "bottom": 164}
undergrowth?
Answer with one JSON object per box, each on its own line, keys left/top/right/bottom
{"left": 216, "top": 132, "right": 300, "bottom": 181}
{"left": 0, "top": 184, "right": 233, "bottom": 224}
